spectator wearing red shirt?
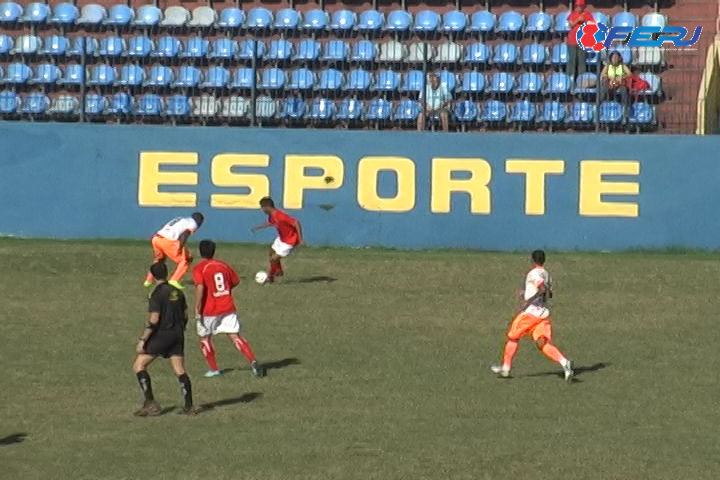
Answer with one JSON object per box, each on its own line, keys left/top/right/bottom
{"left": 252, "top": 197, "right": 305, "bottom": 283}
{"left": 567, "top": 0, "right": 594, "bottom": 80}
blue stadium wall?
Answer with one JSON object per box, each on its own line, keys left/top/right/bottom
{"left": 1, "top": 122, "right": 719, "bottom": 250}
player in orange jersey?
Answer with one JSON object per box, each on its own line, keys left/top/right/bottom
{"left": 143, "top": 213, "right": 204, "bottom": 289}
{"left": 251, "top": 197, "right": 305, "bottom": 283}
{"left": 491, "top": 250, "right": 575, "bottom": 381}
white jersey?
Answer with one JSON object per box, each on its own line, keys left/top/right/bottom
{"left": 524, "top": 267, "right": 551, "bottom": 318}
{"left": 156, "top": 217, "right": 198, "bottom": 241}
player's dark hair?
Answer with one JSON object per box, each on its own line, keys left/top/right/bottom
{"left": 531, "top": 250, "right": 546, "bottom": 266}
{"left": 150, "top": 262, "right": 168, "bottom": 280}
{"left": 191, "top": 212, "right": 204, "bottom": 226}
{"left": 199, "top": 240, "right": 216, "bottom": 259}
{"left": 259, "top": 197, "right": 275, "bottom": 208}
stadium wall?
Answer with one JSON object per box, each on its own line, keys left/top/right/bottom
{"left": 1, "top": 123, "right": 720, "bottom": 251}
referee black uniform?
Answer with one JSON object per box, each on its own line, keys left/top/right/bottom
{"left": 145, "top": 282, "right": 188, "bottom": 358}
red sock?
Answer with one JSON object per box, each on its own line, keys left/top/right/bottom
{"left": 269, "top": 260, "right": 283, "bottom": 276}
{"left": 200, "top": 339, "right": 219, "bottom": 371}
{"left": 502, "top": 340, "right": 519, "bottom": 370}
{"left": 232, "top": 336, "right": 256, "bottom": 363}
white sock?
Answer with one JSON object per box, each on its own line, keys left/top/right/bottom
{"left": 560, "top": 358, "right": 569, "bottom": 368}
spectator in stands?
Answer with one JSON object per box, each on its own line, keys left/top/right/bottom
{"left": 600, "top": 52, "right": 630, "bottom": 110}
{"left": 567, "top": 0, "right": 594, "bottom": 80}
{"left": 418, "top": 74, "right": 452, "bottom": 132}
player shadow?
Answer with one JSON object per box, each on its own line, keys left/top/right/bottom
{"left": 201, "top": 392, "right": 263, "bottom": 411}
{"left": 524, "top": 362, "right": 610, "bottom": 383}
{"left": 263, "top": 358, "right": 302, "bottom": 370}
{"left": 158, "top": 407, "right": 177, "bottom": 416}
{"left": 0, "top": 433, "right": 27, "bottom": 446}
{"left": 287, "top": 276, "right": 337, "bottom": 284}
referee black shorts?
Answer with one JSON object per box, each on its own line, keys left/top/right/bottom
{"left": 144, "top": 330, "right": 185, "bottom": 358}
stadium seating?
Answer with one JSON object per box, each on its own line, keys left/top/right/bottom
{"left": 50, "top": 95, "right": 79, "bottom": 116}
{"left": 309, "top": 98, "right": 335, "bottom": 121}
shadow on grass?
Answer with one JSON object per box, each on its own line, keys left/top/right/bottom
{"left": 201, "top": 393, "right": 262, "bottom": 411}
{"left": 0, "top": 433, "right": 27, "bottom": 446}
{"left": 158, "top": 407, "right": 177, "bottom": 416}
{"left": 524, "top": 362, "right": 611, "bottom": 383}
{"left": 263, "top": 358, "right": 301, "bottom": 370}
{"left": 287, "top": 276, "right": 337, "bottom": 284}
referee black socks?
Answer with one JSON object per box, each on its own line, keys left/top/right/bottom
{"left": 136, "top": 371, "right": 154, "bottom": 402}
{"left": 178, "top": 374, "right": 193, "bottom": 409}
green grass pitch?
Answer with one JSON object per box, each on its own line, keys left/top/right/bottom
{"left": 1, "top": 238, "right": 719, "bottom": 479}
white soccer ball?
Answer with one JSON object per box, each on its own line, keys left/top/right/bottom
{"left": 254, "top": 271, "right": 269, "bottom": 285}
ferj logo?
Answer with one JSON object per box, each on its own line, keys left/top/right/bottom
{"left": 576, "top": 22, "right": 702, "bottom": 52}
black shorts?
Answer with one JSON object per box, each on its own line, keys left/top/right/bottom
{"left": 144, "top": 330, "right": 184, "bottom": 358}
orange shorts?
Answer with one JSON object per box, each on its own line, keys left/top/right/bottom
{"left": 151, "top": 235, "right": 191, "bottom": 264}
{"left": 507, "top": 312, "right": 552, "bottom": 342}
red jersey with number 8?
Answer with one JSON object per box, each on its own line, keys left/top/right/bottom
{"left": 192, "top": 259, "right": 240, "bottom": 316}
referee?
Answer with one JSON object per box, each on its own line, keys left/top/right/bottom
{"left": 132, "top": 262, "right": 198, "bottom": 416}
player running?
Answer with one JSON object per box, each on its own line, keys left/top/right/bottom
{"left": 192, "top": 239, "right": 265, "bottom": 378}
{"left": 133, "top": 263, "right": 199, "bottom": 416}
{"left": 251, "top": 197, "right": 304, "bottom": 283}
{"left": 490, "top": 250, "right": 575, "bottom": 382}
{"left": 143, "top": 212, "right": 204, "bottom": 289}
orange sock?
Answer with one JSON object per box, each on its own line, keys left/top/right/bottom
{"left": 170, "top": 260, "right": 189, "bottom": 282}
{"left": 541, "top": 343, "right": 567, "bottom": 365}
{"left": 502, "top": 340, "right": 519, "bottom": 369}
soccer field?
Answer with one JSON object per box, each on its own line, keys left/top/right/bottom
{"left": 1, "top": 239, "right": 719, "bottom": 480}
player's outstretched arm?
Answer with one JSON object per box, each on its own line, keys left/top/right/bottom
{"left": 296, "top": 221, "right": 306, "bottom": 246}
{"left": 251, "top": 222, "right": 272, "bottom": 232}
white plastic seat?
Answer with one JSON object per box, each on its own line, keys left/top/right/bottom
{"left": 436, "top": 42, "right": 462, "bottom": 63}
{"left": 378, "top": 40, "right": 406, "bottom": 62}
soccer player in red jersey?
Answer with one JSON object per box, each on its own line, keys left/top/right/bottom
{"left": 192, "top": 240, "right": 265, "bottom": 378}
{"left": 251, "top": 197, "right": 305, "bottom": 283}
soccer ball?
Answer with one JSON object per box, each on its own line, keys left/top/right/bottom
{"left": 254, "top": 271, "right": 269, "bottom": 285}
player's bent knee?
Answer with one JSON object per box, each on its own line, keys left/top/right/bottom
{"left": 535, "top": 337, "right": 548, "bottom": 349}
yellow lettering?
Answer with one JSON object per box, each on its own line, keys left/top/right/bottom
{"left": 579, "top": 161, "right": 640, "bottom": 217}
{"left": 431, "top": 158, "right": 492, "bottom": 214}
{"left": 357, "top": 157, "right": 415, "bottom": 212}
{"left": 283, "top": 155, "right": 344, "bottom": 209}
{"left": 210, "top": 154, "right": 270, "bottom": 209}
{"left": 505, "top": 160, "right": 565, "bottom": 215}
{"left": 138, "top": 152, "right": 198, "bottom": 207}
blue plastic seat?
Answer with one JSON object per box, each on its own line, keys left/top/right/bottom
{"left": 606, "top": 46, "right": 632, "bottom": 66}
{"left": 13, "top": 35, "right": 41, "bottom": 55}
{"left": 0, "top": 35, "right": 12, "bottom": 55}
{"left": 357, "top": 10, "right": 383, "bottom": 31}
{"left": 117, "top": 64, "right": 145, "bottom": 86}
{"left": 173, "top": 66, "right": 201, "bottom": 88}
{"left": 68, "top": 37, "right": 97, "bottom": 57}
{"left": 628, "top": 102, "right": 655, "bottom": 125}
{"left": 145, "top": 65, "right": 173, "bottom": 87}
{"left": 469, "top": 11, "right": 495, "bottom": 33}
{"left": 52, "top": 97, "right": 78, "bottom": 117}
{"left": 336, "top": 99, "right": 363, "bottom": 120}
{"left": 88, "top": 65, "right": 116, "bottom": 86}
{"left": 4, "top": 63, "right": 31, "bottom": 85}
{"left": 202, "top": 66, "right": 230, "bottom": 88}
{"left": 517, "top": 72, "right": 542, "bottom": 95}
{"left": 442, "top": 11, "right": 467, "bottom": 33}
{"left": 288, "top": 68, "right": 315, "bottom": 90}
{"left": 98, "top": 37, "right": 125, "bottom": 58}
{"left": 436, "top": 70, "right": 457, "bottom": 92}
{"left": 31, "top": 64, "right": 60, "bottom": 85}
{"left": 480, "top": 100, "right": 507, "bottom": 122}
{"left": 345, "top": 69, "right": 371, "bottom": 91}
{"left": 303, "top": 9, "right": 328, "bottom": 30}
{"left": 62, "top": 64, "right": 85, "bottom": 85}
{"left": 592, "top": 12, "right": 609, "bottom": 26}
{"left": 465, "top": 43, "right": 491, "bottom": 65}
{"left": 134, "top": 5, "right": 161, "bottom": 26}
{"left": 84, "top": 94, "right": 107, "bottom": 115}
{"left": 639, "top": 73, "right": 661, "bottom": 95}
{"left": 78, "top": 4, "right": 106, "bottom": 25}
{"left": 231, "top": 68, "right": 255, "bottom": 89}
{"left": 237, "top": 40, "right": 265, "bottom": 60}
{"left": 386, "top": 10, "right": 412, "bottom": 32}
{"left": 394, "top": 100, "right": 420, "bottom": 121}
{"left": 295, "top": 39, "right": 320, "bottom": 62}
{"left": 23, "top": 2, "right": 50, "bottom": 24}
{"left": 154, "top": 36, "right": 181, "bottom": 58}
{"left": 309, "top": 98, "right": 335, "bottom": 120}
{"left": 569, "top": 102, "right": 596, "bottom": 124}
{"left": 544, "top": 72, "right": 571, "bottom": 95}
{"left": 247, "top": 8, "right": 272, "bottom": 30}
{"left": 128, "top": 36, "right": 153, "bottom": 58}
{"left": 460, "top": 72, "right": 486, "bottom": 93}
{"left": 539, "top": 101, "right": 567, "bottom": 123}
{"left": 166, "top": 95, "right": 191, "bottom": 117}
{"left": 555, "top": 11, "right": 570, "bottom": 34}
{"left": 366, "top": 99, "right": 392, "bottom": 121}
{"left": 22, "top": 93, "right": 49, "bottom": 114}
{"left": 526, "top": 12, "right": 552, "bottom": 33}
{"left": 52, "top": 3, "right": 79, "bottom": 24}
{"left": 318, "top": 69, "right": 343, "bottom": 90}
{"left": 551, "top": 44, "right": 569, "bottom": 65}
{"left": 274, "top": 8, "right": 300, "bottom": 30}
{"left": 210, "top": 38, "right": 238, "bottom": 60}
{"left": 454, "top": 101, "right": 478, "bottom": 122}
{"left": 0, "top": 90, "right": 19, "bottom": 114}
{"left": 613, "top": 12, "right": 636, "bottom": 29}
{"left": 498, "top": 11, "right": 524, "bottom": 34}
{"left": 374, "top": 70, "right": 400, "bottom": 91}
{"left": 108, "top": 92, "right": 132, "bottom": 114}
{"left": 280, "top": 96, "right": 306, "bottom": 120}
{"left": 510, "top": 100, "right": 536, "bottom": 123}
{"left": 106, "top": 4, "right": 134, "bottom": 26}
{"left": 414, "top": 10, "right": 440, "bottom": 32}
{"left": 403, "top": 70, "right": 424, "bottom": 93}
{"left": 135, "top": 94, "right": 162, "bottom": 116}
{"left": 40, "top": 36, "right": 69, "bottom": 56}
{"left": 182, "top": 37, "right": 209, "bottom": 59}
{"left": 322, "top": 40, "right": 349, "bottom": 62}
{"left": 574, "top": 73, "right": 598, "bottom": 94}
{"left": 350, "top": 40, "right": 375, "bottom": 62}
{"left": 0, "top": 2, "right": 22, "bottom": 23}
{"left": 493, "top": 43, "right": 518, "bottom": 65}
{"left": 260, "top": 68, "right": 286, "bottom": 90}
{"left": 599, "top": 101, "right": 623, "bottom": 124}
{"left": 642, "top": 13, "right": 666, "bottom": 29}
{"left": 330, "top": 9, "right": 355, "bottom": 31}
{"left": 522, "top": 44, "right": 546, "bottom": 66}
{"left": 488, "top": 72, "right": 515, "bottom": 94}
{"left": 217, "top": 8, "right": 244, "bottom": 28}
{"left": 267, "top": 40, "right": 292, "bottom": 61}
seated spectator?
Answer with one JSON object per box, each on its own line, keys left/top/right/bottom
{"left": 418, "top": 73, "right": 452, "bottom": 132}
{"left": 600, "top": 52, "right": 630, "bottom": 108}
